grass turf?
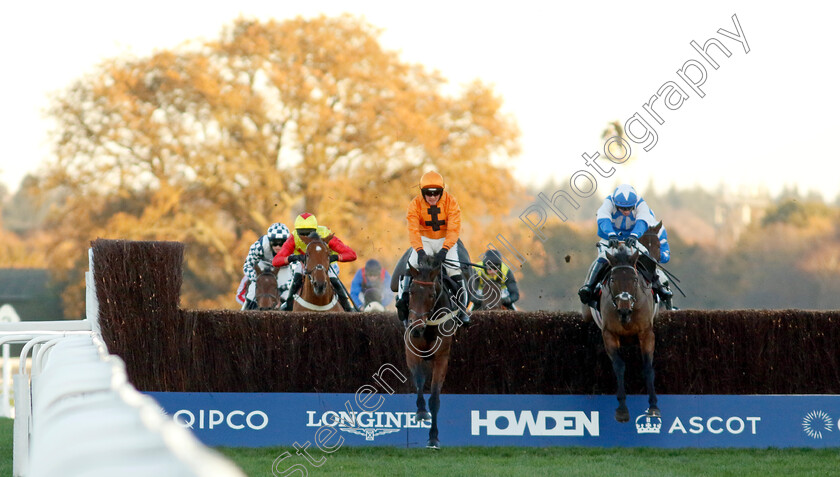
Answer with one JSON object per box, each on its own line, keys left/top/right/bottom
{"left": 215, "top": 445, "right": 840, "bottom": 477}
{"left": 3, "top": 417, "right": 837, "bottom": 476}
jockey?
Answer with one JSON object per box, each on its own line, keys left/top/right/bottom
{"left": 350, "top": 259, "right": 394, "bottom": 309}
{"left": 272, "top": 212, "right": 357, "bottom": 311}
{"left": 396, "top": 170, "right": 469, "bottom": 328}
{"left": 239, "top": 223, "right": 292, "bottom": 310}
{"left": 577, "top": 184, "right": 673, "bottom": 307}
{"left": 472, "top": 250, "right": 520, "bottom": 310}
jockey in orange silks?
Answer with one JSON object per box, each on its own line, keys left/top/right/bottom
{"left": 396, "top": 170, "right": 470, "bottom": 327}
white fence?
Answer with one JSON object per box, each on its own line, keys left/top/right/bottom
{"left": 1, "top": 249, "right": 245, "bottom": 477}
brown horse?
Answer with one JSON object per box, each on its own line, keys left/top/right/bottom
{"left": 404, "top": 256, "right": 458, "bottom": 449}
{"left": 639, "top": 221, "right": 662, "bottom": 261}
{"left": 589, "top": 242, "right": 660, "bottom": 422}
{"left": 252, "top": 263, "right": 281, "bottom": 311}
{"left": 474, "top": 272, "right": 505, "bottom": 310}
{"left": 292, "top": 234, "right": 343, "bottom": 312}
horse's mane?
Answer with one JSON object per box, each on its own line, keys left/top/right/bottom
{"left": 417, "top": 254, "right": 437, "bottom": 272}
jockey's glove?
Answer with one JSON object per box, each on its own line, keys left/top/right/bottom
{"left": 625, "top": 235, "right": 638, "bottom": 248}
{"left": 329, "top": 255, "right": 339, "bottom": 262}
{"left": 608, "top": 236, "right": 621, "bottom": 248}
{"left": 287, "top": 254, "right": 305, "bottom": 263}
{"left": 435, "top": 248, "right": 449, "bottom": 265}
{"left": 416, "top": 249, "right": 427, "bottom": 262}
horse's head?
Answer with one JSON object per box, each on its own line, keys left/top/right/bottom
{"left": 639, "top": 221, "right": 662, "bottom": 262}
{"left": 605, "top": 243, "right": 641, "bottom": 324}
{"left": 363, "top": 287, "right": 383, "bottom": 308}
{"left": 304, "top": 234, "right": 331, "bottom": 296}
{"left": 407, "top": 255, "right": 442, "bottom": 331}
{"left": 253, "top": 263, "right": 280, "bottom": 310}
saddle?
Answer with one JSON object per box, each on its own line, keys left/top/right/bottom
{"left": 390, "top": 238, "right": 473, "bottom": 292}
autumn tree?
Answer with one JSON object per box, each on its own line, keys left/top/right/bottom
{"left": 38, "top": 15, "right": 522, "bottom": 315}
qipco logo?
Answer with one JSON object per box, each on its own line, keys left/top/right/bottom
{"left": 173, "top": 409, "right": 269, "bottom": 431}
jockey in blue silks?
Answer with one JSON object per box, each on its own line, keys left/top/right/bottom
{"left": 578, "top": 184, "right": 673, "bottom": 309}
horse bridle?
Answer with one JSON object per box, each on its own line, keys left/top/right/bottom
{"left": 608, "top": 264, "right": 639, "bottom": 310}
{"left": 254, "top": 270, "right": 280, "bottom": 309}
{"left": 302, "top": 245, "right": 330, "bottom": 285}
{"left": 408, "top": 279, "right": 445, "bottom": 322}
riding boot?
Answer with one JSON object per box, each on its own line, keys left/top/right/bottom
{"left": 449, "top": 274, "right": 471, "bottom": 327}
{"left": 578, "top": 259, "right": 608, "bottom": 306}
{"left": 652, "top": 274, "right": 674, "bottom": 304}
{"left": 281, "top": 272, "right": 303, "bottom": 311}
{"left": 395, "top": 276, "right": 411, "bottom": 327}
{"left": 243, "top": 299, "right": 257, "bottom": 311}
{"left": 330, "top": 276, "right": 356, "bottom": 312}
{"left": 653, "top": 280, "right": 674, "bottom": 309}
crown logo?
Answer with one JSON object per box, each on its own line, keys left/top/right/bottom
{"left": 635, "top": 414, "right": 662, "bottom": 434}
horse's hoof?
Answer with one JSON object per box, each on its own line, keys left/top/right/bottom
{"left": 416, "top": 410, "right": 431, "bottom": 421}
{"left": 645, "top": 406, "right": 661, "bottom": 418}
{"left": 615, "top": 406, "right": 630, "bottom": 423}
{"left": 426, "top": 438, "right": 440, "bottom": 449}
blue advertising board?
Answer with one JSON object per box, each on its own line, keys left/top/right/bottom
{"left": 147, "top": 392, "right": 840, "bottom": 449}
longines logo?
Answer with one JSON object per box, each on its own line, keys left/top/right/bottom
{"left": 306, "top": 410, "right": 429, "bottom": 442}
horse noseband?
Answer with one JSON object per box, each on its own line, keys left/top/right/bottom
{"left": 613, "top": 291, "right": 635, "bottom": 309}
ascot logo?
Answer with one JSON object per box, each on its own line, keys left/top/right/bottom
{"left": 635, "top": 414, "right": 662, "bottom": 434}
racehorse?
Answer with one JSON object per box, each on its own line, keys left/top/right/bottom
{"left": 639, "top": 221, "right": 662, "bottom": 261}
{"left": 585, "top": 242, "right": 660, "bottom": 423}
{"left": 404, "top": 255, "right": 457, "bottom": 449}
{"left": 252, "top": 263, "right": 281, "bottom": 311}
{"left": 292, "top": 233, "right": 343, "bottom": 312}
{"left": 362, "top": 287, "right": 385, "bottom": 312}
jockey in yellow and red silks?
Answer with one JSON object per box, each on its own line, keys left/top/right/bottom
{"left": 396, "top": 170, "right": 470, "bottom": 327}
{"left": 272, "top": 212, "right": 358, "bottom": 311}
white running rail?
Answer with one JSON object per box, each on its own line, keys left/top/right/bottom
{"left": 0, "top": 248, "right": 245, "bottom": 477}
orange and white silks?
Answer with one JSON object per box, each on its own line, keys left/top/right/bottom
{"left": 407, "top": 191, "right": 461, "bottom": 252}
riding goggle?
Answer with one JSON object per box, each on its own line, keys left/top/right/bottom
{"left": 616, "top": 205, "right": 634, "bottom": 212}
{"left": 422, "top": 188, "right": 442, "bottom": 197}
{"left": 270, "top": 240, "right": 284, "bottom": 247}
{"left": 296, "top": 228, "right": 316, "bottom": 237}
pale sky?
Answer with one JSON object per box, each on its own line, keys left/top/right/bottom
{"left": 1, "top": 1, "right": 838, "bottom": 200}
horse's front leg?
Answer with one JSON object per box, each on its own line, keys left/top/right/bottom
{"left": 603, "top": 330, "right": 629, "bottom": 422}
{"left": 412, "top": 364, "right": 430, "bottom": 422}
{"left": 426, "top": 357, "right": 449, "bottom": 449}
{"left": 639, "top": 328, "right": 659, "bottom": 417}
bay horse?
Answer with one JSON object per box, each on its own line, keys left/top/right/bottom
{"left": 252, "top": 263, "right": 281, "bottom": 311}
{"left": 587, "top": 242, "right": 660, "bottom": 422}
{"left": 639, "top": 221, "right": 662, "bottom": 262}
{"left": 404, "top": 255, "right": 458, "bottom": 449}
{"left": 292, "top": 234, "right": 343, "bottom": 312}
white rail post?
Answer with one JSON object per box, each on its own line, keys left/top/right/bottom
{"left": 2, "top": 343, "right": 9, "bottom": 418}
